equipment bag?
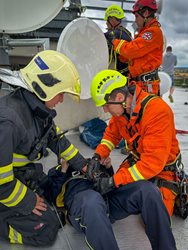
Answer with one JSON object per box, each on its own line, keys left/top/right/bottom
{"left": 80, "top": 118, "right": 107, "bottom": 149}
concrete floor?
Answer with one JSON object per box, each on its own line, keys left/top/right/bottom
{"left": 0, "top": 87, "right": 188, "bottom": 250}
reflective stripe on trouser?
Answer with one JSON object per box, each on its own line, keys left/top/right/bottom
{"left": 0, "top": 201, "right": 59, "bottom": 246}
{"left": 107, "top": 181, "right": 176, "bottom": 250}
{"left": 67, "top": 189, "right": 119, "bottom": 250}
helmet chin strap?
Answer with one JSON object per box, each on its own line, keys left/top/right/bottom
{"left": 143, "top": 17, "right": 147, "bottom": 27}
{"left": 137, "top": 12, "right": 148, "bottom": 27}
{"left": 138, "top": 9, "right": 155, "bottom": 27}
{"left": 122, "top": 101, "right": 127, "bottom": 108}
{"left": 105, "top": 97, "right": 127, "bottom": 108}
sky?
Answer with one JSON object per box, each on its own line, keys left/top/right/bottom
{"left": 159, "top": 0, "right": 188, "bottom": 67}
{"left": 80, "top": 0, "right": 188, "bottom": 67}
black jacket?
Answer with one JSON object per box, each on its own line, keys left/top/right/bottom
{"left": 105, "top": 26, "right": 132, "bottom": 76}
{"left": 0, "top": 88, "right": 87, "bottom": 215}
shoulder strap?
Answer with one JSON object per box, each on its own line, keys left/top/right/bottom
{"left": 137, "top": 95, "right": 158, "bottom": 123}
{"left": 117, "top": 26, "right": 132, "bottom": 41}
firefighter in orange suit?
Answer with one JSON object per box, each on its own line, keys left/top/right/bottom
{"left": 87, "top": 69, "right": 180, "bottom": 249}
{"left": 111, "top": 0, "right": 163, "bottom": 95}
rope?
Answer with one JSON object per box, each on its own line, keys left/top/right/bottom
{"left": 176, "top": 129, "right": 188, "bottom": 135}
{"left": 52, "top": 202, "right": 73, "bottom": 250}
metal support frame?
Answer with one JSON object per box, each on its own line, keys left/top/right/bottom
{"left": 6, "top": 38, "right": 50, "bottom": 50}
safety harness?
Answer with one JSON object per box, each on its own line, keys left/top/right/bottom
{"left": 131, "top": 69, "right": 159, "bottom": 82}
{"left": 125, "top": 94, "right": 188, "bottom": 219}
{"left": 130, "top": 69, "right": 160, "bottom": 94}
{"left": 56, "top": 171, "right": 87, "bottom": 208}
{"left": 123, "top": 94, "right": 158, "bottom": 155}
{"left": 154, "top": 153, "right": 188, "bottom": 219}
{"left": 108, "top": 26, "right": 132, "bottom": 76}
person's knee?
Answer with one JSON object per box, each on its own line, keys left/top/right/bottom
{"left": 78, "top": 190, "right": 107, "bottom": 213}
{"left": 7, "top": 207, "right": 59, "bottom": 247}
{"left": 33, "top": 223, "right": 58, "bottom": 246}
{"left": 136, "top": 180, "right": 162, "bottom": 201}
{"left": 82, "top": 190, "right": 104, "bottom": 206}
{"left": 33, "top": 206, "right": 59, "bottom": 246}
{"left": 27, "top": 224, "right": 59, "bottom": 246}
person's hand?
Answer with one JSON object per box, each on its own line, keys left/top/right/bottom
{"left": 60, "top": 158, "right": 69, "bottom": 173}
{"left": 32, "top": 194, "right": 47, "bottom": 216}
{"left": 94, "top": 176, "right": 115, "bottom": 195}
{"left": 100, "top": 157, "right": 112, "bottom": 169}
{"left": 105, "top": 30, "right": 120, "bottom": 45}
{"left": 85, "top": 153, "right": 101, "bottom": 181}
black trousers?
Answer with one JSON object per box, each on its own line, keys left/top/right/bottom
{"left": 0, "top": 200, "right": 59, "bottom": 246}
{"left": 66, "top": 180, "right": 176, "bottom": 250}
{"left": 67, "top": 189, "right": 119, "bottom": 250}
{"left": 108, "top": 180, "right": 176, "bottom": 250}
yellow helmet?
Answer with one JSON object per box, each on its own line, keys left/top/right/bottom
{"left": 104, "top": 5, "right": 125, "bottom": 21}
{"left": 90, "top": 69, "right": 127, "bottom": 107}
{"left": 20, "top": 50, "right": 80, "bottom": 102}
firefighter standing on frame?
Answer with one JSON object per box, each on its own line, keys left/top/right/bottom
{"left": 109, "top": 0, "right": 163, "bottom": 95}
{"left": 104, "top": 4, "right": 132, "bottom": 76}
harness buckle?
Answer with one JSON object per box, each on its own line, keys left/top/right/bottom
{"left": 142, "top": 73, "right": 152, "bottom": 82}
{"left": 132, "top": 69, "right": 159, "bottom": 83}
{"left": 72, "top": 171, "right": 81, "bottom": 177}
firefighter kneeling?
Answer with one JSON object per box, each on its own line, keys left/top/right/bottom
{"left": 87, "top": 69, "right": 188, "bottom": 220}
{"left": 0, "top": 50, "right": 88, "bottom": 246}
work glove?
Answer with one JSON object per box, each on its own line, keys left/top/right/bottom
{"left": 94, "top": 176, "right": 116, "bottom": 196}
{"left": 105, "top": 30, "right": 120, "bottom": 45}
{"left": 86, "top": 153, "right": 102, "bottom": 181}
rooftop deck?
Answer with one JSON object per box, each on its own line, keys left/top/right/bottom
{"left": 0, "top": 87, "right": 188, "bottom": 250}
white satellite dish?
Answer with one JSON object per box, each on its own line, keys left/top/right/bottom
{"left": 57, "top": 17, "right": 109, "bottom": 99}
{"left": 0, "top": 0, "right": 66, "bottom": 33}
{"left": 159, "top": 71, "right": 172, "bottom": 95}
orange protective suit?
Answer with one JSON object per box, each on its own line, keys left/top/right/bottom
{"left": 95, "top": 86, "right": 180, "bottom": 216}
{"left": 113, "top": 19, "right": 163, "bottom": 95}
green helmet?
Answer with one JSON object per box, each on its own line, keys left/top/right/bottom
{"left": 90, "top": 69, "right": 127, "bottom": 107}
{"left": 104, "top": 5, "right": 125, "bottom": 21}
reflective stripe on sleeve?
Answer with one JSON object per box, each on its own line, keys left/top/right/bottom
{"left": 13, "top": 153, "right": 31, "bottom": 166}
{"left": 0, "top": 179, "right": 27, "bottom": 207}
{"left": 56, "top": 126, "right": 64, "bottom": 138}
{"left": 13, "top": 153, "right": 40, "bottom": 167}
{"left": 56, "top": 126, "right": 61, "bottom": 133}
{"left": 115, "top": 40, "right": 125, "bottom": 54}
{"left": 128, "top": 164, "right": 145, "bottom": 181}
{"left": 9, "top": 225, "right": 23, "bottom": 244}
{"left": 60, "top": 144, "right": 78, "bottom": 161}
{"left": 101, "top": 139, "right": 115, "bottom": 151}
{"left": 0, "top": 163, "right": 14, "bottom": 185}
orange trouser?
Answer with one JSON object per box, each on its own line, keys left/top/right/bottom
{"left": 160, "top": 187, "right": 176, "bottom": 217}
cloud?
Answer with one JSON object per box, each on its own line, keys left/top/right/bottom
{"left": 160, "top": 0, "right": 188, "bottom": 66}
{"left": 82, "top": 0, "right": 188, "bottom": 67}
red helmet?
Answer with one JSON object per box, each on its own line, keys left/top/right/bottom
{"left": 132, "top": 0, "right": 158, "bottom": 13}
